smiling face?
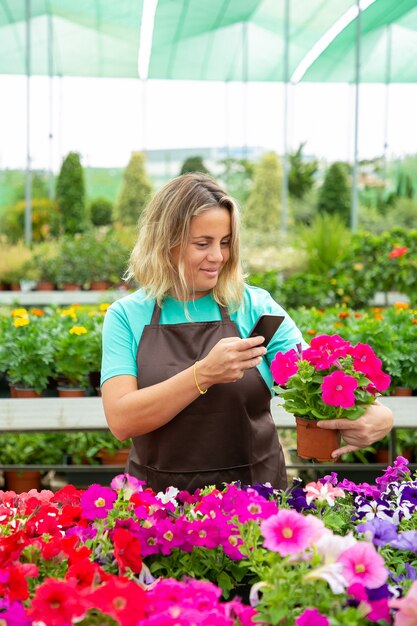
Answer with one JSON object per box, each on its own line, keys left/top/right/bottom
{"left": 171, "top": 206, "right": 232, "bottom": 299}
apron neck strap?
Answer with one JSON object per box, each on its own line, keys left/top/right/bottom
{"left": 150, "top": 300, "right": 230, "bottom": 323}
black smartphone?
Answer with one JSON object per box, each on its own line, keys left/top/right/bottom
{"left": 248, "top": 314, "right": 285, "bottom": 347}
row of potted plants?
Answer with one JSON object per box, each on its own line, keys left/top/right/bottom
{"left": 0, "top": 431, "right": 131, "bottom": 491}
{"left": 0, "top": 228, "right": 135, "bottom": 291}
{"left": 0, "top": 458, "right": 416, "bottom": 625}
{"left": 2, "top": 302, "right": 415, "bottom": 396}
{"left": 0, "top": 304, "right": 106, "bottom": 394}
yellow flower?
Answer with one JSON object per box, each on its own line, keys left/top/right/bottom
{"left": 11, "top": 308, "right": 28, "bottom": 317}
{"left": 14, "top": 317, "right": 29, "bottom": 327}
{"left": 69, "top": 325, "right": 88, "bottom": 335}
{"left": 61, "top": 308, "right": 77, "bottom": 320}
{"left": 353, "top": 263, "right": 364, "bottom": 271}
{"left": 99, "top": 303, "right": 110, "bottom": 312}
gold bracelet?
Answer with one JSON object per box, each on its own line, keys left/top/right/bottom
{"left": 193, "top": 361, "right": 208, "bottom": 395}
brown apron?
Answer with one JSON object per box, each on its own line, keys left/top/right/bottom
{"left": 126, "top": 302, "right": 287, "bottom": 493}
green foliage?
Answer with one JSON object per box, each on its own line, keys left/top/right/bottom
{"left": 245, "top": 151, "right": 282, "bottom": 232}
{"left": 217, "top": 157, "right": 254, "bottom": 206}
{"left": 56, "top": 152, "right": 89, "bottom": 234}
{"left": 0, "top": 313, "right": 55, "bottom": 392}
{"left": 116, "top": 152, "right": 153, "bottom": 225}
{"left": 275, "top": 273, "right": 339, "bottom": 309}
{"left": 0, "top": 241, "right": 34, "bottom": 285}
{"left": 296, "top": 212, "right": 351, "bottom": 274}
{"left": 179, "top": 155, "right": 209, "bottom": 175}
{"left": 0, "top": 433, "right": 65, "bottom": 465}
{"left": 331, "top": 227, "right": 417, "bottom": 306}
{"left": 288, "top": 143, "right": 317, "bottom": 199}
{"left": 90, "top": 197, "right": 113, "bottom": 226}
{"left": 0, "top": 197, "right": 61, "bottom": 243}
{"left": 12, "top": 172, "right": 50, "bottom": 202}
{"left": 317, "top": 161, "right": 351, "bottom": 224}
{"left": 32, "top": 240, "right": 61, "bottom": 284}
{"left": 396, "top": 170, "right": 415, "bottom": 199}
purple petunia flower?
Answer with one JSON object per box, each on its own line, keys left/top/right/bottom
{"left": 389, "top": 530, "right": 417, "bottom": 552}
{"left": 376, "top": 456, "right": 411, "bottom": 490}
{"left": 356, "top": 518, "right": 399, "bottom": 547}
{"left": 81, "top": 483, "right": 117, "bottom": 520}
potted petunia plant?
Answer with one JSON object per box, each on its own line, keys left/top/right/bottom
{"left": 271, "top": 334, "right": 391, "bottom": 462}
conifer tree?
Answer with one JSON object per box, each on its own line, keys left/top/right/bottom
{"left": 317, "top": 162, "right": 351, "bottom": 224}
{"left": 116, "top": 152, "right": 153, "bottom": 225}
{"left": 55, "top": 152, "right": 88, "bottom": 234}
{"left": 245, "top": 152, "right": 282, "bottom": 232}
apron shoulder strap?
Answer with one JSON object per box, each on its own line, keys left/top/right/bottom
{"left": 150, "top": 301, "right": 161, "bottom": 324}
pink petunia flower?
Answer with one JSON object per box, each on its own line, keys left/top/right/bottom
{"left": 321, "top": 370, "right": 358, "bottom": 408}
{"left": 261, "top": 509, "right": 314, "bottom": 556}
{"left": 296, "top": 608, "right": 330, "bottom": 626}
{"left": 271, "top": 349, "right": 299, "bottom": 385}
{"left": 81, "top": 484, "right": 117, "bottom": 520}
{"left": 305, "top": 481, "right": 345, "bottom": 507}
{"left": 390, "top": 580, "right": 417, "bottom": 626}
{"left": 337, "top": 542, "right": 388, "bottom": 589}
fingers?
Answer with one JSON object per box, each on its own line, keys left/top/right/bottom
{"left": 331, "top": 444, "right": 360, "bottom": 459}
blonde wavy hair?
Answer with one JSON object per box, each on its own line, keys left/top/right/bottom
{"left": 127, "top": 173, "right": 244, "bottom": 309}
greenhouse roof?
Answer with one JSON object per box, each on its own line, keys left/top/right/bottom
{"left": 0, "top": 0, "right": 416, "bottom": 82}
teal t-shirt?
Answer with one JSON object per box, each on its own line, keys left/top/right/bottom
{"left": 100, "top": 284, "right": 307, "bottom": 393}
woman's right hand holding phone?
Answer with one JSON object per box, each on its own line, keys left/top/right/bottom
{"left": 197, "top": 336, "right": 267, "bottom": 387}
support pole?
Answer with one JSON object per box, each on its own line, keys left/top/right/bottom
{"left": 351, "top": 0, "right": 362, "bottom": 233}
{"left": 242, "top": 22, "right": 248, "bottom": 159}
{"left": 24, "top": 0, "right": 32, "bottom": 246}
{"left": 280, "top": 0, "right": 290, "bottom": 234}
{"left": 383, "top": 25, "right": 392, "bottom": 180}
{"left": 47, "top": 8, "right": 54, "bottom": 199}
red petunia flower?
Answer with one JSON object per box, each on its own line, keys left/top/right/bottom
{"left": 113, "top": 528, "right": 143, "bottom": 574}
{"left": 29, "top": 578, "right": 87, "bottom": 626}
{"left": 84, "top": 576, "right": 146, "bottom": 626}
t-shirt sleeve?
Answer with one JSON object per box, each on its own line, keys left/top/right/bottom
{"left": 100, "top": 304, "right": 138, "bottom": 386}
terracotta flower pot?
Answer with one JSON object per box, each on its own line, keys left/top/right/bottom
{"left": 394, "top": 387, "right": 413, "bottom": 397}
{"left": 90, "top": 280, "right": 110, "bottom": 291}
{"left": 13, "top": 387, "right": 43, "bottom": 398}
{"left": 100, "top": 448, "right": 130, "bottom": 465}
{"left": 5, "top": 470, "right": 42, "bottom": 493}
{"left": 62, "top": 283, "right": 81, "bottom": 291}
{"left": 57, "top": 387, "right": 86, "bottom": 398}
{"left": 37, "top": 280, "right": 55, "bottom": 291}
{"left": 295, "top": 417, "right": 341, "bottom": 462}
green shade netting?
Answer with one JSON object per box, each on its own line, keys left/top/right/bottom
{"left": 303, "top": 0, "right": 417, "bottom": 82}
{"left": 148, "top": 0, "right": 355, "bottom": 81}
{"left": 1, "top": 0, "right": 416, "bottom": 83}
{"left": 0, "top": 0, "right": 143, "bottom": 77}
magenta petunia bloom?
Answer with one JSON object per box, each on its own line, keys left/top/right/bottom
{"left": 337, "top": 542, "right": 388, "bottom": 589}
{"left": 271, "top": 349, "right": 299, "bottom": 385}
{"left": 321, "top": 370, "right": 358, "bottom": 408}
{"left": 296, "top": 608, "right": 330, "bottom": 626}
{"left": 261, "top": 509, "right": 313, "bottom": 556}
{"left": 302, "top": 334, "right": 350, "bottom": 370}
{"left": 81, "top": 484, "right": 117, "bottom": 520}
